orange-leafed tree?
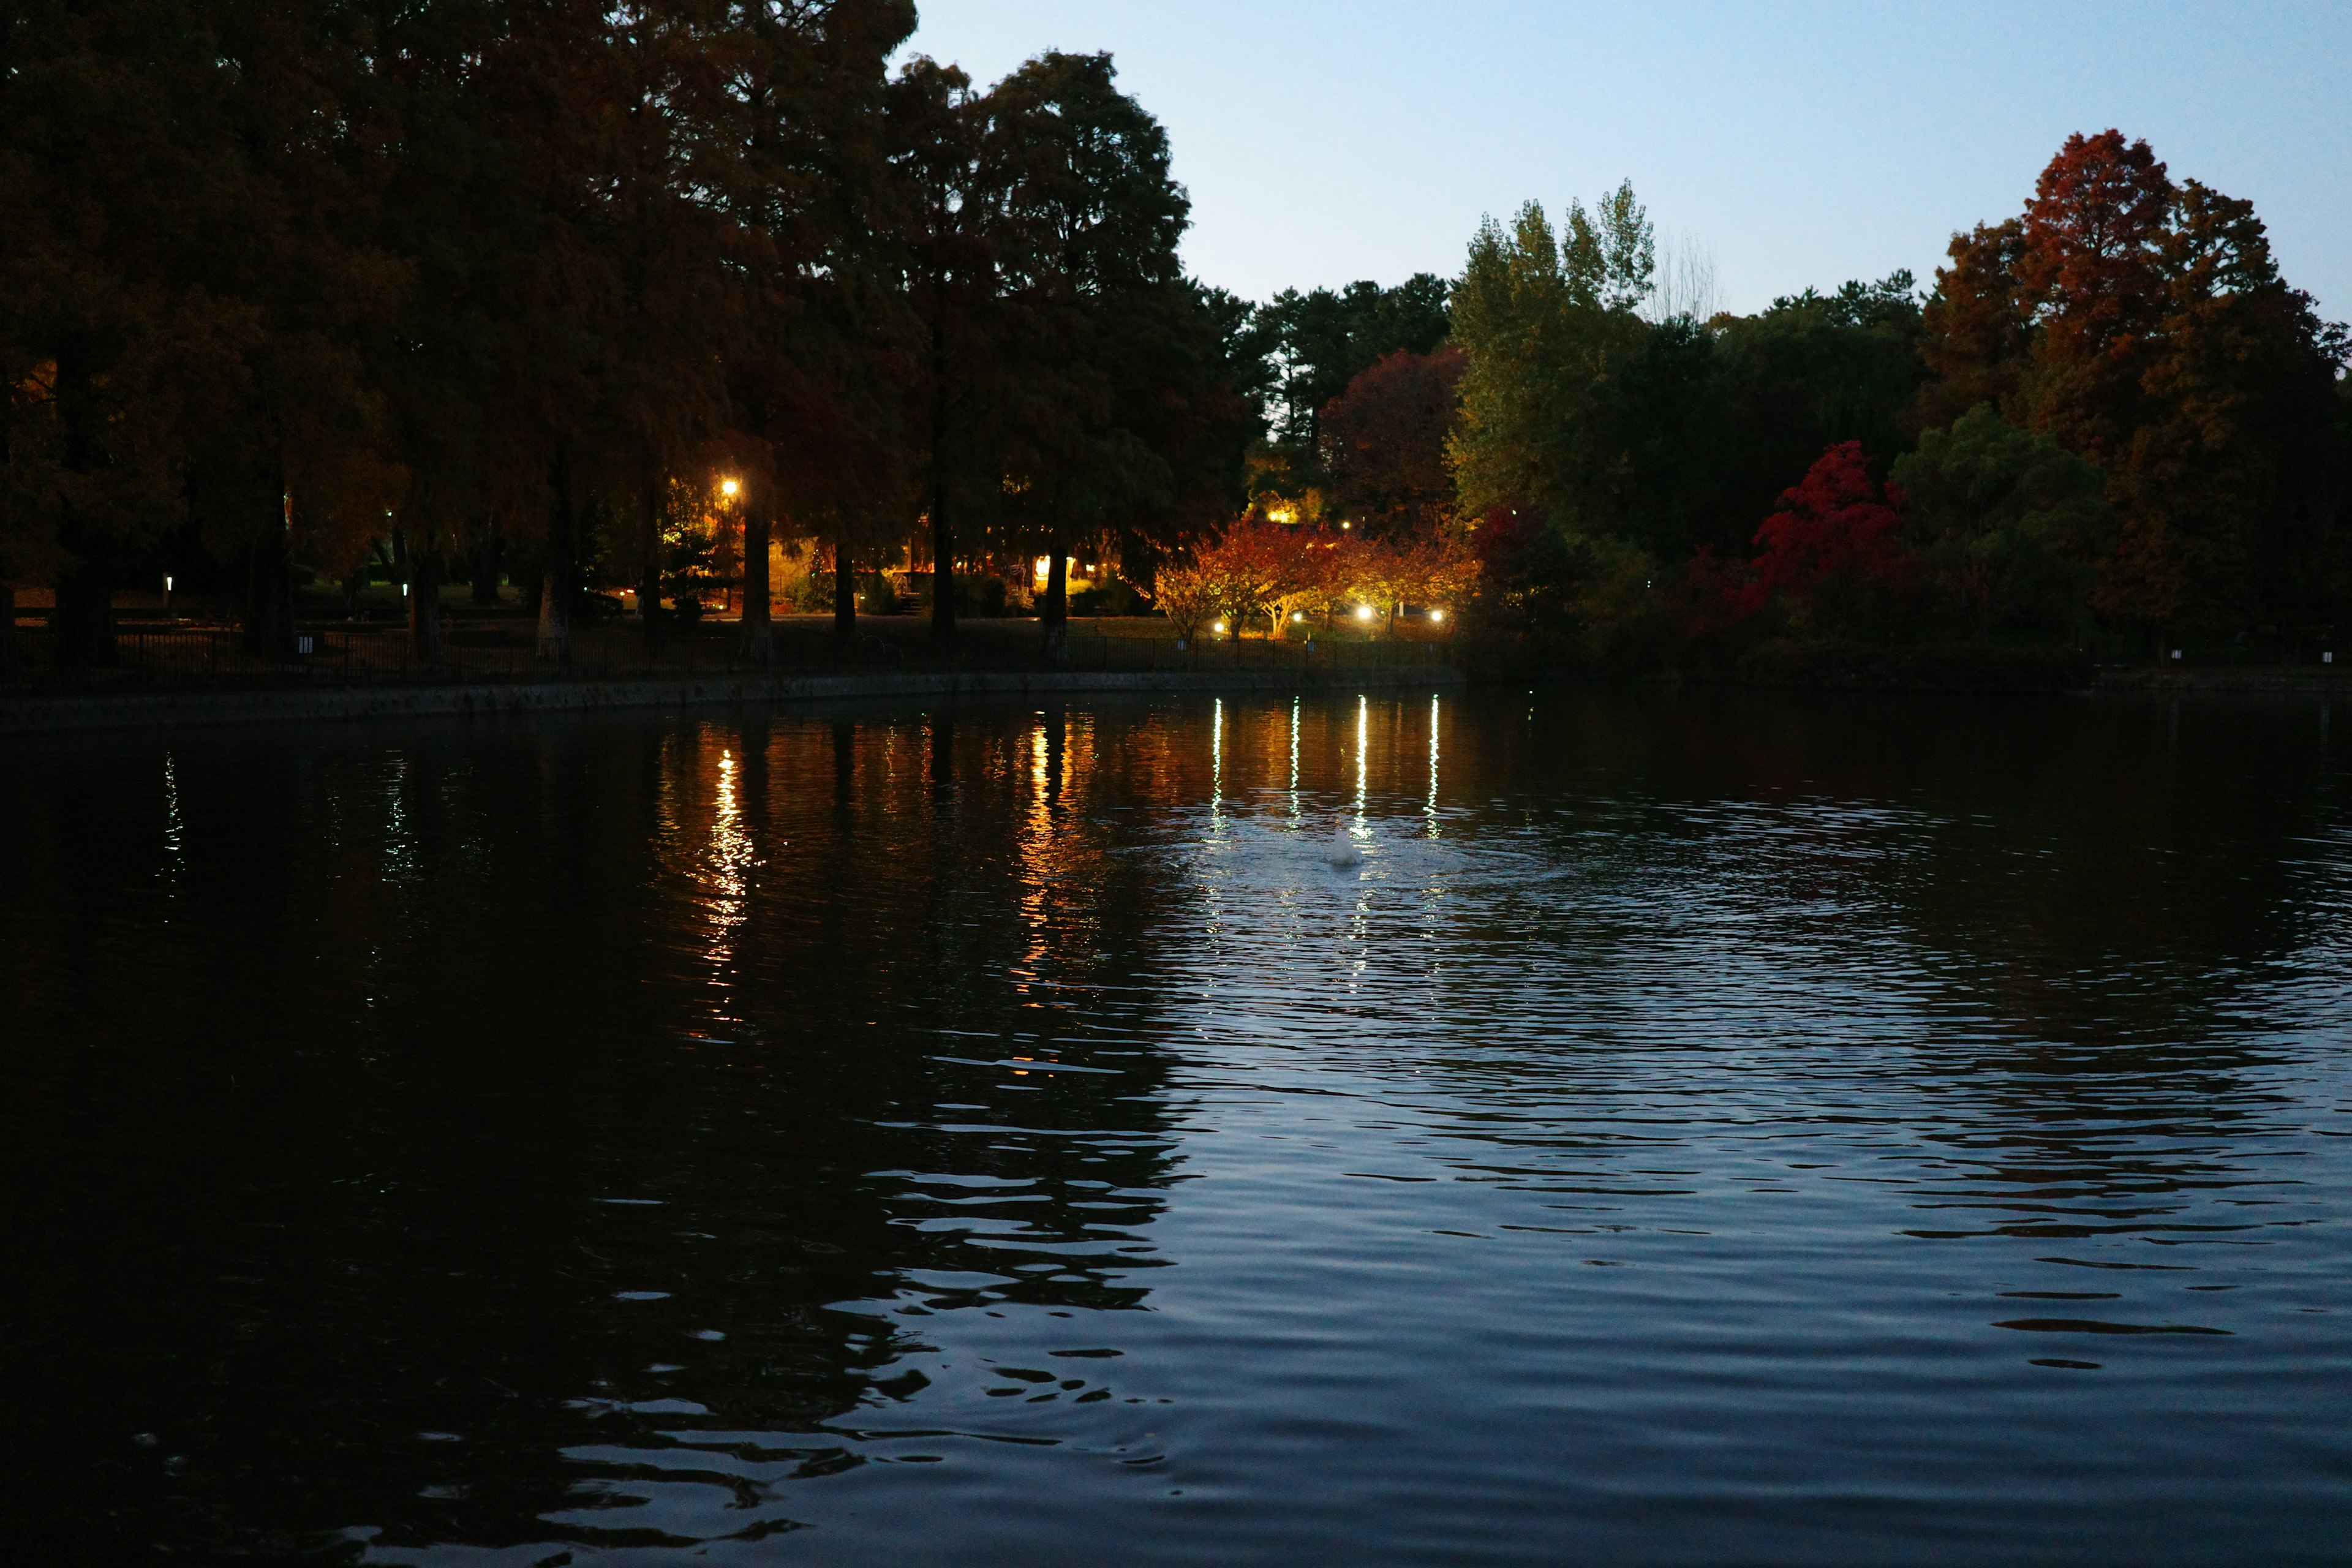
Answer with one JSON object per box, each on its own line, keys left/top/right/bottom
{"left": 1920, "top": 129, "right": 2349, "bottom": 642}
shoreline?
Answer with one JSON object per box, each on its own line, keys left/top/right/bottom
{"left": 9, "top": 661, "right": 2349, "bottom": 736}
{"left": 0, "top": 665, "right": 1468, "bottom": 736}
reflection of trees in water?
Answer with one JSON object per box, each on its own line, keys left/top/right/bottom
{"left": 0, "top": 704, "right": 1200, "bottom": 1560}
{"left": 1364, "top": 689, "right": 2348, "bottom": 1258}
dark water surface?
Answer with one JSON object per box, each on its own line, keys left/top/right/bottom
{"left": 4, "top": 690, "right": 2349, "bottom": 1564}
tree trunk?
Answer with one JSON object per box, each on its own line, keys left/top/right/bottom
{"left": 930, "top": 494, "right": 955, "bottom": 646}
{"left": 737, "top": 492, "right": 771, "bottom": 665}
{"left": 638, "top": 464, "right": 663, "bottom": 639}
{"left": 929, "top": 313, "right": 956, "bottom": 646}
{"left": 410, "top": 546, "right": 445, "bottom": 663}
{"left": 470, "top": 517, "right": 502, "bottom": 605}
{"left": 538, "top": 447, "right": 575, "bottom": 663}
{"left": 53, "top": 561, "right": 116, "bottom": 671}
{"left": 241, "top": 486, "right": 295, "bottom": 662}
{"left": 1040, "top": 539, "right": 1068, "bottom": 666}
{"left": 832, "top": 535, "right": 856, "bottom": 650}
{"left": 51, "top": 346, "right": 119, "bottom": 670}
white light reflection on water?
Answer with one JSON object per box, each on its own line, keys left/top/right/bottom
{"left": 698, "top": 747, "right": 754, "bottom": 1025}
{"left": 159, "top": 751, "right": 184, "bottom": 889}
{"left": 1354, "top": 693, "right": 1368, "bottom": 826}
{"left": 1287, "top": 696, "right": 1300, "bottom": 826}
{"left": 1427, "top": 693, "right": 1441, "bottom": 835}
{"left": 382, "top": 753, "right": 414, "bottom": 878}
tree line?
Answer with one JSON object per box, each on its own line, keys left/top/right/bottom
{"left": 8, "top": 8, "right": 2346, "bottom": 688}
{"left": 1443, "top": 134, "right": 2352, "bottom": 670}
{"left": 1, "top": 0, "right": 1257, "bottom": 670}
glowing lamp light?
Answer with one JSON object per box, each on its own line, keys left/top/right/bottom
{"left": 1340, "top": 521, "right": 1351, "bottom": 530}
{"left": 1292, "top": 611, "right": 1305, "bottom": 622}
{"left": 1212, "top": 620, "right": 1226, "bottom": 633}
{"left": 1355, "top": 604, "right": 1375, "bottom": 622}
{"left": 1430, "top": 608, "right": 1446, "bottom": 623}
{"left": 720, "top": 477, "right": 740, "bottom": 499}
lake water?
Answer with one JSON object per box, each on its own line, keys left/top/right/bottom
{"left": 4, "top": 689, "right": 2348, "bottom": 1564}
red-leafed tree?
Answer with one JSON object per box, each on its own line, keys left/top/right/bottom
{"left": 1320, "top": 347, "right": 1464, "bottom": 540}
{"left": 1743, "top": 441, "right": 1913, "bottom": 631}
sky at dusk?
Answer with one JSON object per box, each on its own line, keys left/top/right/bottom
{"left": 900, "top": 1, "right": 2352, "bottom": 320}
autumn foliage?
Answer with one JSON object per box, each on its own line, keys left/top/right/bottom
{"left": 1744, "top": 443, "right": 1912, "bottom": 616}
{"left": 1154, "top": 521, "right": 1472, "bottom": 641}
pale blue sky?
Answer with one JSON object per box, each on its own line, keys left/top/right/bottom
{"left": 900, "top": 1, "right": 2352, "bottom": 321}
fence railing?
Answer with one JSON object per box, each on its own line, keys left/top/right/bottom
{"left": 0, "top": 618, "right": 1453, "bottom": 693}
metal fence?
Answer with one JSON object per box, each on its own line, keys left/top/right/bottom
{"left": 0, "top": 618, "right": 1453, "bottom": 693}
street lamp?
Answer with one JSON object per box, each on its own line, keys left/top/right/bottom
{"left": 1355, "top": 604, "right": 1375, "bottom": 622}
{"left": 1429, "top": 608, "right": 1446, "bottom": 624}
